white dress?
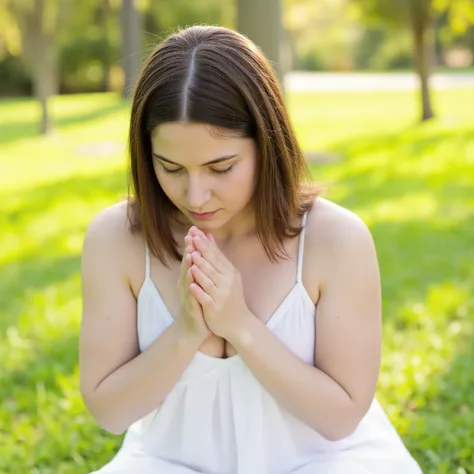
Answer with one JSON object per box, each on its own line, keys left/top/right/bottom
{"left": 90, "top": 212, "right": 423, "bottom": 474}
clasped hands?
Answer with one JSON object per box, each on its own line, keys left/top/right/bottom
{"left": 183, "top": 226, "right": 253, "bottom": 344}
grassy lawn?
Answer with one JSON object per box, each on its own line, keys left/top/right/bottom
{"left": 0, "top": 87, "right": 473, "bottom": 474}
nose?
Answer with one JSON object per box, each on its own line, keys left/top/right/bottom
{"left": 186, "top": 172, "right": 211, "bottom": 211}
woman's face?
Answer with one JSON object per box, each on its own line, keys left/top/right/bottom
{"left": 151, "top": 121, "right": 257, "bottom": 232}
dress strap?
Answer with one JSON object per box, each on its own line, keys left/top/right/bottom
{"left": 145, "top": 244, "right": 151, "bottom": 280}
{"left": 296, "top": 211, "right": 309, "bottom": 283}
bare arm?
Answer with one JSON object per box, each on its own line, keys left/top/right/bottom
{"left": 228, "top": 209, "right": 382, "bottom": 441}
{"left": 79, "top": 205, "right": 204, "bottom": 434}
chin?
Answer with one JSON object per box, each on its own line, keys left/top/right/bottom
{"left": 191, "top": 220, "right": 220, "bottom": 229}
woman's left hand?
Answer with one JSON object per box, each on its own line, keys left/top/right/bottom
{"left": 188, "top": 227, "right": 252, "bottom": 342}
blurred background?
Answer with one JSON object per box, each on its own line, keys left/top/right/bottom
{"left": 0, "top": 1, "right": 473, "bottom": 473}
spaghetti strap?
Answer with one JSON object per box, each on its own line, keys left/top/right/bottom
{"left": 145, "top": 244, "right": 151, "bottom": 280}
{"left": 296, "top": 211, "right": 309, "bottom": 283}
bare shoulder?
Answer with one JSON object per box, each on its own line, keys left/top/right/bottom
{"left": 306, "top": 197, "right": 375, "bottom": 255}
{"left": 82, "top": 200, "right": 145, "bottom": 284}
{"left": 303, "top": 197, "right": 378, "bottom": 294}
{"left": 84, "top": 200, "right": 131, "bottom": 248}
{"left": 84, "top": 199, "right": 142, "bottom": 254}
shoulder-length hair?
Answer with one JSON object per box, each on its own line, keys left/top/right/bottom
{"left": 127, "top": 25, "right": 319, "bottom": 267}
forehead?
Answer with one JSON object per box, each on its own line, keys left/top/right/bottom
{"left": 152, "top": 122, "right": 235, "bottom": 146}
{"left": 151, "top": 122, "right": 255, "bottom": 163}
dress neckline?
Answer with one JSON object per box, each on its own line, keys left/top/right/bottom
{"left": 138, "top": 277, "right": 314, "bottom": 364}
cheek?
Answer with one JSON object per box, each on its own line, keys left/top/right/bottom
{"left": 155, "top": 169, "right": 179, "bottom": 198}
{"left": 232, "top": 161, "right": 256, "bottom": 193}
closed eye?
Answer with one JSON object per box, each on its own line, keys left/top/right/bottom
{"left": 160, "top": 164, "right": 234, "bottom": 175}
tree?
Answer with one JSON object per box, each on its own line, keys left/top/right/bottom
{"left": 9, "top": 0, "right": 72, "bottom": 134}
{"left": 283, "top": 0, "right": 360, "bottom": 72}
{"left": 237, "top": 0, "right": 284, "bottom": 86}
{"left": 120, "top": 0, "right": 142, "bottom": 98}
{"left": 355, "top": 0, "right": 474, "bottom": 122}
{"left": 97, "top": 0, "right": 112, "bottom": 92}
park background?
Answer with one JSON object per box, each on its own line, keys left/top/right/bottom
{"left": 0, "top": 1, "right": 473, "bottom": 473}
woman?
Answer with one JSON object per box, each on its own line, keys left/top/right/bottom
{"left": 80, "top": 25, "right": 423, "bottom": 474}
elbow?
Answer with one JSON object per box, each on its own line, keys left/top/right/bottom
{"left": 322, "top": 397, "right": 372, "bottom": 441}
{"left": 96, "top": 412, "right": 128, "bottom": 435}
{"left": 90, "top": 404, "right": 129, "bottom": 435}
{"left": 102, "top": 422, "right": 127, "bottom": 436}
{"left": 322, "top": 423, "right": 358, "bottom": 442}
{"left": 82, "top": 391, "right": 128, "bottom": 436}
{"left": 90, "top": 406, "right": 128, "bottom": 435}
{"left": 320, "top": 409, "right": 365, "bottom": 442}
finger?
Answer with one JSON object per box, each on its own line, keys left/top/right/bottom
{"left": 189, "top": 282, "right": 214, "bottom": 308}
{"left": 179, "top": 248, "right": 190, "bottom": 283}
{"left": 191, "top": 264, "right": 217, "bottom": 297}
{"left": 186, "top": 270, "right": 201, "bottom": 313}
{"left": 191, "top": 251, "right": 221, "bottom": 286}
{"left": 184, "top": 235, "right": 195, "bottom": 249}
{"left": 184, "top": 235, "right": 196, "bottom": 255}
{"left": 186, "top": 266, "right": 195, "bottom": 284}
{"left": 192, "top": 236, "right": 227, "bottom": 273}
{"left": 189, "top": 226, "right": 212, "bottom": 244}
{"left": 192, "top": 228, "right": 216, "bottom": 249}
{"left": 189, "top": 226, "right": 203, "bottom": 236}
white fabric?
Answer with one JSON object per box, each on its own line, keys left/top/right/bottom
{"left": 91, "top": 212, "right": 423, "bottom": 474}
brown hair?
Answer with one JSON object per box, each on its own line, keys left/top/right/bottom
{"left": 127, "top": 25, "right": 319, "bottom": 267}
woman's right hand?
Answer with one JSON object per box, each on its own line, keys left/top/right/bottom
{"left": 177, "top": 231, "right": 212, "bottom": 341}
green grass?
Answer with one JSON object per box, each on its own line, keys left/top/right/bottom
{"left": 0, "top": 88, "right": 473, "bottom": 474}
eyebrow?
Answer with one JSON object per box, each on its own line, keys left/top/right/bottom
{"left": 152, "top": 153, "right": 238, "bottom": 167}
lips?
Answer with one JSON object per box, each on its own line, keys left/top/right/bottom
{"left": 191, "top": 211, "right": 215, "bottom": 216}
{"left": 188, "top": 210, "right": 219, "bottom": 218}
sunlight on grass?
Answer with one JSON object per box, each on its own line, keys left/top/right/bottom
{"left": 1, "top": 88, "right": 473, "bottom": 473}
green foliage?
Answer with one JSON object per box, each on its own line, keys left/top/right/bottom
{"left": 355, "top": 0, "right": 474, "bottom": 35}
{"left": 0, "top": 88, "right": 473, "bottom": 473}
{"left": 284, "top": 0, "right": 360, "bottom": 70}
{"left": 145, "top": 0, "right": 233, "bottom": 30}
{"left": 368, "top": 28, "right": 413, "bottom": 70}
{"left": 434, "top": 0, "right": 474, "bottom": 35}
{"left": 0, "top": 54, "right": 31, "bottom": 96}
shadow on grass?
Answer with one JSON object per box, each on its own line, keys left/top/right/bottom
{"left": 0, "top": 96, "right": 130, "bottom": 146}
{"left": 4, "top": 168, "right": 127, "bottom": 225}
{"left": 0, "top": 253, "right": 81, "bottom": 331}
{"left": 328, "top": 126, "right": 474, "bottom": 160}
{"left": 1, "top": 169, "right": 127, "bottom": 330}
{"left": 369, "top": 216, "right": 474, "bottom": 322}
{"left": 316, "top": 126, "right": 474, "bottom": 209}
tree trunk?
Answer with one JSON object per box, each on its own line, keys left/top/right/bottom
{"left": 15, "top": 0, "right": 61, "bottom": 135}
{"left": 411, "top": 7, "right": 435, "bottom": 122}
{"left": 33, "top": 34, "right": 58, "bottom": 134}
{"left": 121, "top": 0, "right": 142, "bottom": 98}
{"left": 237, "top": 0, "right": 284, "bottom": 89}
{"left": 98, "top": 0, "right": 111, "bottom": 92}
